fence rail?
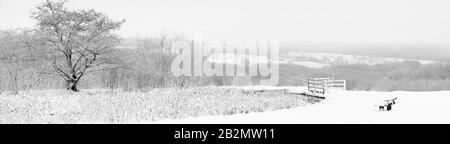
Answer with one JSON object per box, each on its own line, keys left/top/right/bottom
{"left": 308, "top": 78, "right": 346, "bottom": 94}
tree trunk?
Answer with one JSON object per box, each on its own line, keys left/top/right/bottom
{"left": 12, "top": 71, "right": 19, "bottom": 95}
{"left": 66, "top": 80, "right": 79, "bottom": 92}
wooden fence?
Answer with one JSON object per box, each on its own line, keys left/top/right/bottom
{"left": 308, "top": 78, "right": 346, "bottom": 94}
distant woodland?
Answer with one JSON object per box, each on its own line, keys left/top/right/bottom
{"left": 1, "top": 1, "right": 450, "bottom": 93}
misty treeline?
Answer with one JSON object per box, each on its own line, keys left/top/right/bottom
{"left": 0, "top": 0, "right": 253, "bottom": 94}
{"left": 279, "top": 61, "right": 450, "bottom": 91}
{"left": 281, "top": 42, "right": 450, "bottom": 61}
{"left": 2, "top": 1, "right": 450, "bottom": 93}
{"left": 0, "top": 28, "right": 259, "bottom": 93}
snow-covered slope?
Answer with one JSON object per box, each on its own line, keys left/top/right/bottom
{"left": 204, "top": 52, "right": 439, "bottom": 69}
{"left": 155, "top": 88, "right": 450, "bottom": 124}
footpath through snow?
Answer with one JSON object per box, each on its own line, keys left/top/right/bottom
{"left": 155, "top": 89, "right": 450, "bottom": 124}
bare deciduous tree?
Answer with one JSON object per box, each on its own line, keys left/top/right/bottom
{"left": 25, "top": 0, "right": 125, "bottom": 91}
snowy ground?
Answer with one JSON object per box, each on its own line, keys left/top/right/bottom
{"left": 155, "top": 87, "right": 450, "bottom": 124}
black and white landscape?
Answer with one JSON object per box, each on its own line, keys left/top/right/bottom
{"left": 1, "top": 0, "right": 450, "bottom": 124}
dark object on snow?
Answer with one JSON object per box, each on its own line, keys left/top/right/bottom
{"left": 386, "top": 103, "right": 392, "bottom": 111}
{"left": 376, "top": 97, "right": 397, "bottom": 111}
{"left": 378, "top": 105, "right": 385, "bottom": 111}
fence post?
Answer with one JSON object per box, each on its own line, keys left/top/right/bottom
{"left": 343, "top": 80, "right": 346, "bottom": 90}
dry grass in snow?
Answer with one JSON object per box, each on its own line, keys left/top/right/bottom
{"left": 0, "top": 87, "right": 320, "bottom": 124}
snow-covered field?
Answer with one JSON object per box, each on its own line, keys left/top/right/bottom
{"left": 0, "top": 87, "right": 318, "bottom": 124}
{"left": 156, "top": 87, "right": 450, "bottom": 124}
{"left": 2, "top": 87, "right": 449, "bottom": 124}
{"left": 205, "top": 52, "right": 439, "bottom": 69}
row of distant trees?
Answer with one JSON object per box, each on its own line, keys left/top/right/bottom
{"left": 4, "top": 1, "right": 449, "bottom": 93}
{"left": 0, "top": 0, "right": 255, "bottom": 93}
{"left": 0, "top": 28, "right": 256, "bottom": 93}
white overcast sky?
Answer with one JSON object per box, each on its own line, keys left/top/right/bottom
{"left": 1, "top": 0, "right": 450, "bottom": 45}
